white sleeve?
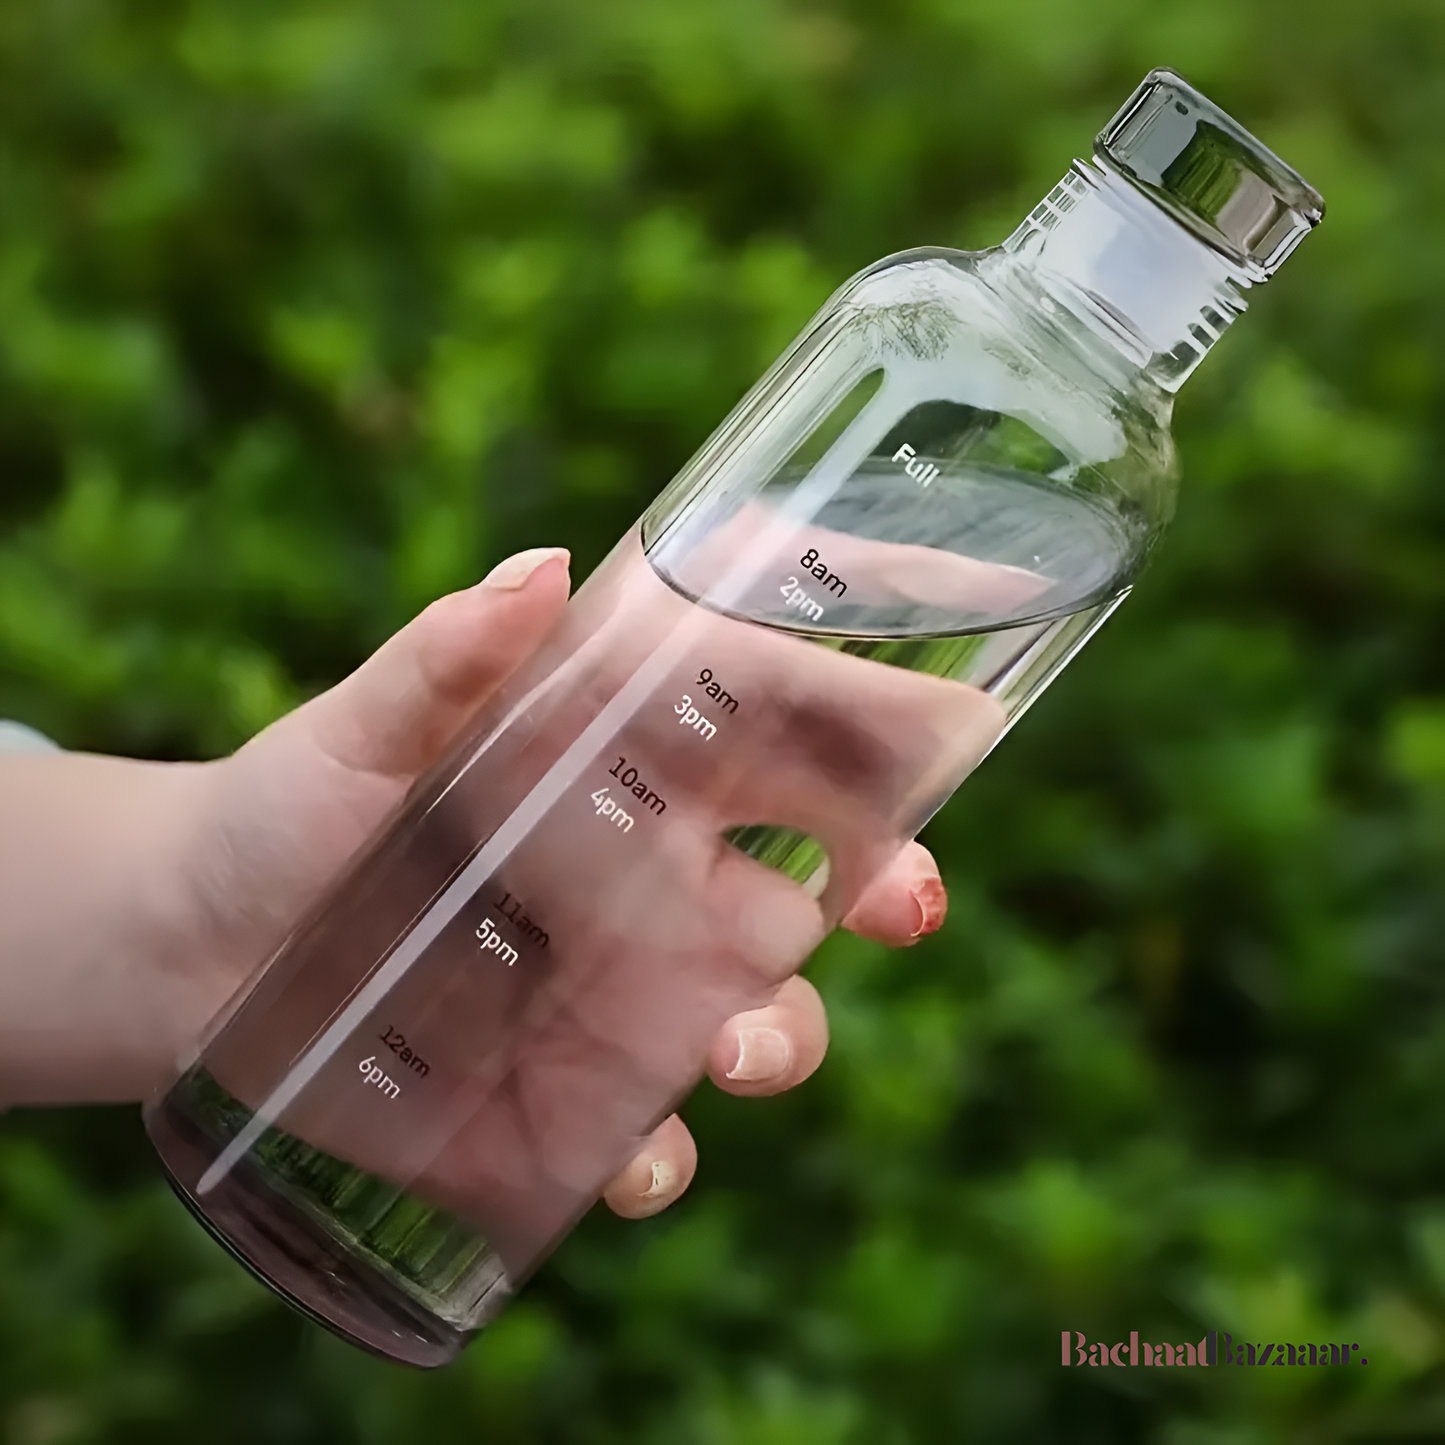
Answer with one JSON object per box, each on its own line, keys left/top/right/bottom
{"left": 0, "top": 721, "right": 61, "bottom": 755}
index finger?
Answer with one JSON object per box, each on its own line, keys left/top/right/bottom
{"left": 840, "top": 840, "right": 947, "bottom": 946}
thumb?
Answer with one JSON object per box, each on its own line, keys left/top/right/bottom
{"left": 293, "top": 547, "right": 572, "bottom": 782}
{"left": 178, "top": 548, "right": 571, "bottom": 1029}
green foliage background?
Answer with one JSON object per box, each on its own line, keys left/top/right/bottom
{"left": 1, "top": 0, "right": 1443, "bottom": 1440}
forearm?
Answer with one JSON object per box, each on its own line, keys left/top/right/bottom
{"left": 0, "top": 753, "right": 221, "bottom": 1104}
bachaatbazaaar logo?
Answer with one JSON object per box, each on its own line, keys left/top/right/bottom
{"left": 1063, "top": 1332, "right": 1368, "bottom": 1368}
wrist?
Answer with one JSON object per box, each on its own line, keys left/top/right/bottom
{"left": 0, "top": 753, "right": 226, "bottom": 1103}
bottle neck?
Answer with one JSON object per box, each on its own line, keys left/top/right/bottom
{"left": 1000, "top": 159, "right": 1255, "bottom": 393}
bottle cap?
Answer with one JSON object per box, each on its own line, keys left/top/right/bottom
{"left": 1096, "top": 68, "right": 1324, "bottom": 280}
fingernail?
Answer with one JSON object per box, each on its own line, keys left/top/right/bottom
{"left": 909, "top": 873, "right": 947, "bottom": 940}
{"left": 727, "top": 1026, "right": 792, "bottom": 1083}
{"left": 628, "top": 1158, "right": 682, "bottom": 1216}
{"left": 480, "top": 547, "right": 569, "bottom": 591}
{"left": 640, "top": 1159, "right": 678, "bottom": 1201}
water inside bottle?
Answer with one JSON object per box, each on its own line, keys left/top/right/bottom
{"left": 150, "top": 445, "right": 1137, "bottom": 1364}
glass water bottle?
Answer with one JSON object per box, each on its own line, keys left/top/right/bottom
{"left": 146, "top": 69, "right": 1323, "bottom": 1366}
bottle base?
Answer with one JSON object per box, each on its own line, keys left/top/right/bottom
{"left": 147, "top": 1076, "right": 510, "bottom": 1368}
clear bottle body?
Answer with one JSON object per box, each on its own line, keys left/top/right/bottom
{"left": 145, "top": 71, "right": 1322, "bottom": 1367}
{"left": 146, "top": 245, "right": 1170, "bottom": 1364}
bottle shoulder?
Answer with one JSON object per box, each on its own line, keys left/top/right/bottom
{"left": 820, "top": 248, "right": 1174, "bottom": 477}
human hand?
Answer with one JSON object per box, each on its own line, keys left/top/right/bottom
{"left": 173, "top": 547, "right": 951, "bottom": 1220}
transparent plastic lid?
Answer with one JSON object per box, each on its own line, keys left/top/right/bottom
{"left": 1096, "top": 68, "right": 1324, "bottom": 279}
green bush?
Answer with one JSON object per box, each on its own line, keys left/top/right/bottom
{"left": 3, "top": 0, "right": 1444, "bottom": 1439}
